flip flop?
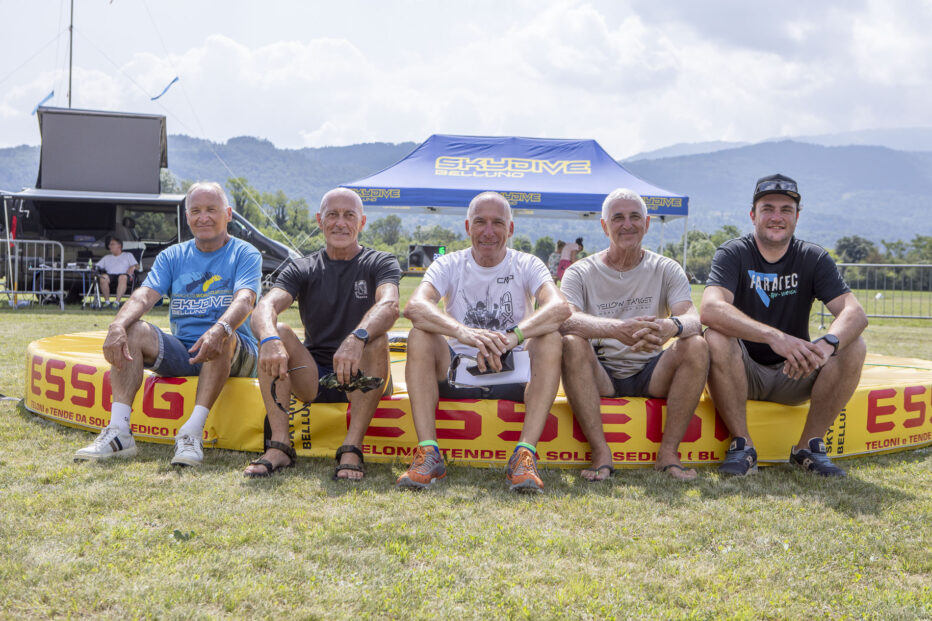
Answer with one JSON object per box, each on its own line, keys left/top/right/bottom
{"left": 581, "top": 464, "right": 615, "bottom": 482}
{"left": 660, "top": 463, "right": 698, "bottom": 481}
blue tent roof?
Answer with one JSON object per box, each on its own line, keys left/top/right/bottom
{"left": 342, "top": 134, "right": 687, "bottom": 219}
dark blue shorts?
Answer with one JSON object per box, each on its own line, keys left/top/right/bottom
{"left": 147, "top": 323, "right": 258, "bottom": 378}
{"left": 603, "top": 351, "right": 664, "bottom": 398}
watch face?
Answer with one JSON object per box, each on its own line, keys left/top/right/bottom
{"left": 353, "top": 328, "right": 369, "bottom": 343}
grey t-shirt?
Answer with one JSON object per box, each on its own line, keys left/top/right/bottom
{"left": 561, "top": 249, "right": 692, "bottom": 378}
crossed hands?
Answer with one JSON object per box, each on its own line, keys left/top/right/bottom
{"left": 618, "top": 315, "right": 676, "bottom": 353}
{"left": 454, "top": 326, "right": 512, "bottom": 373}
{"left": 772, "top": 333, "right": 831, "bottom": 380}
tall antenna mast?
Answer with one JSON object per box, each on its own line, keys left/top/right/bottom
{"left": 68, "top": 0, "right": 74, "bottom": 107}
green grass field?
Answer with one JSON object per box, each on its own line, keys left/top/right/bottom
{"left": 0, "top": 279, "right": 930, "bottom": 619}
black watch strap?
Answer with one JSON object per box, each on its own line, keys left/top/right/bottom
{"left": 671, "top": 316, "right": 683, "bottom": 337}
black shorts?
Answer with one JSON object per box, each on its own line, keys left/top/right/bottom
{"left": 308, "top": 351, "right": 392, "bottom": 403}
{"left": 603, "top": 352, "right": 664, "bottom": 398}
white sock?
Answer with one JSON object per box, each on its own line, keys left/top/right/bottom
{"left": 109, "top": 402, "right": 132, "bottom": 433}
{"left": 177, "top": 405, "right": 210, "bottom": 439}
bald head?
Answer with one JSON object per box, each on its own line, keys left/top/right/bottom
{"left": 320, "top": 187, "right": 364, "bottom": 215}
{"left": 467, "top": 191, "right": 512, "bottom": 224}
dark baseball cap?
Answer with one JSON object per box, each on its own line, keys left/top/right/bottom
{"left": 753, "top": 173, "right": 800, "bottom": 204}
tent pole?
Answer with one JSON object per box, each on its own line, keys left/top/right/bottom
{"left": 681, "top": 216, "right": 688, "bottom": 271}
{"left": 658, "top": 216, "right": 665, "bottom": 255}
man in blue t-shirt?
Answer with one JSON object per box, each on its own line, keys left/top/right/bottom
{"left": 74, "top": 182, "right": 262, "bottom": 467}
{"left": 701, "top": 174, "right": 868, "bottom": 478}
{"left": 247, "top": 188, "right": 401, "bottom": 481}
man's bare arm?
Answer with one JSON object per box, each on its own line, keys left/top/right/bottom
{"left": 403, "top": 280, "right": 508, "bottom": 369}
{"left": 332, "top": 282, "right": 400, "bottom": 384}
{"left": 188, "top": 288, "right": 258, "bottom": 364}
{"left": 510, "top": 281, "right": 570, "bottom": 340}
{"left": 251, "top": 287, "right": 296, "bottom": 380}
{"left": 700, "top": 285, "right": 823, "bottom": 379}
{"left": 560, "top": 304, "right": 662, "bottom": 347}
{"left": 816, "top": 292, "right": 868, "bottom": 356}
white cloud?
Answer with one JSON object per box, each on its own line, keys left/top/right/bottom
{"left": 1, "top": 0, "right": 931, "bottom": 156}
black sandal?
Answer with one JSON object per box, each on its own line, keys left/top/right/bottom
{"left": 244, "top": 440, "right": 297, "bottom": 478}
{"left": 333, "top": 445, "right": 365, "bottom": 481}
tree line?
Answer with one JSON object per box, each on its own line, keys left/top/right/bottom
{"left": 163, "top": 173, "right": 930, "bottom": 281}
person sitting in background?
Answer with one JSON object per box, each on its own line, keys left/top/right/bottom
{"left": 96, "top": 236, "right": 138, "bottom": 308}
{"left": 556, "top": 237, "right": 583, "bottom": 280}
{"left": 548, "top": 240, "right": 565, "bottom": 279}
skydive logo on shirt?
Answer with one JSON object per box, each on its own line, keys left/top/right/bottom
{"left": 748, "top": 270, "right": 798, "bottom": 307}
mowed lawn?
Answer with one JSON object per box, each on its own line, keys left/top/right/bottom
{"left": 0, "top": 278, "right": 929, "bottom": 619}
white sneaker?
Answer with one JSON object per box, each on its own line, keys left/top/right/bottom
{"left": 74, "top": 426, "right": 137, "bottom": 461}
{"left": 171, "top": 434, "right": 203, "bottom": 467}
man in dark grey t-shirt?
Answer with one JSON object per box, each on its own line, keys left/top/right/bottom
{"left": 701, "top": 174, "right": 868, "bottom": 478}
{"left": 246, "top": 188, "right": 401, "bottom": 480}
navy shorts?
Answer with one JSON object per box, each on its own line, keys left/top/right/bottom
{"left": 147, "top": 323, "right": 258, "bottom": 378}
{"left": 603, "top": 351, "right": 664, "bottom": 398}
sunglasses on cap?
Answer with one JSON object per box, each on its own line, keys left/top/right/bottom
{"left": 754, "top": 177, "right": 799, "bottom": 200}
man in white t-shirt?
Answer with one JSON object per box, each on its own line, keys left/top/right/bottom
{"left": 96, "top": 237, "right": 138, "bottom": 308}
{"left": 560, "top": 188, "right": 709, "bottom": 481}
{"left": 397, "top": 191, "right": 570, "bottom": 493}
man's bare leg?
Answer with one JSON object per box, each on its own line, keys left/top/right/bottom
{"left": 114, "top": 274, "right": 128, "bottom": 304}
{"left": 518, "top": 331, "right": 563, "bottom": 446}
{"left": 99, "top": 275, "right": 112, "bottom": 305}
{"left": 705, "top": 328, "right": 752, "bottom": 445}
{"left": 796, "top": 337, "right": 867, "bottom": 449}
{"left": 109, "top": 321, "right": 160, "bottom": 405}
{"left": 645, "top": 337, "right": 709, "bottom": 480}
{"left": 404, "top": 327, "right": 452, "bottom": 443}
{"left": 561, "top": 334, "right": 616, "bottom": 480}
{"left": 244, "top": 324, "right": 317, "bottom": 475}
{"left": 338, "top": 334, "right": 391, "bottom": 480}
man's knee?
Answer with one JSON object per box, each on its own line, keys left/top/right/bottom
{"left": 839, "top": 335, "right": 867, "bottom": 366}
{"left": 671, "top": 334, "right": 710, "bottom": 370}
{"left": 529, "top": 330, "right": 561, "bottom": 356}
{"left": 704, "top": 327, "right": 738, "bottom": 359}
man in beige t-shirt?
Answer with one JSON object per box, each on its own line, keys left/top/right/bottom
{"left": 560, "top": 189, "right": 709, "bottom": 481}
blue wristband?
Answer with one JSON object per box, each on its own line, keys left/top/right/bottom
{"left": 260, "top": 335, "right": 281, "bottom": 346}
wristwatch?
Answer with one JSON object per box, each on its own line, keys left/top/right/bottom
{"left": 351, "top": 328, "right": 369, "bottom": 344}
{"left": 670, "top": 316, "right": 683, "bottom": 337}
{"left": 813, "top": 334, "right": 839, "bottom": 356}
{"left": 216, "top": 320, "right": 233, "bottom": 337}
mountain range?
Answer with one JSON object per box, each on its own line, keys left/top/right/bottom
{"left": 2, "top": 129, "right": 930, "bottom": 251}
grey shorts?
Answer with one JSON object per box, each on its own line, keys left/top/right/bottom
{"left": 602, "top": 352, "right": 664, "bottom": 398}
{"left": 739, "top": 339, "right": 817, "bottom": 405}
{"left": 147, "top": 323, "right": 258, "bottom": 378}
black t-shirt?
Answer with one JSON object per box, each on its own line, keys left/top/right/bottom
{"left": 706, "top": 234, "right": 849, "bottom": 365}
{"left": 274, "top": 246, "right": 401, "bottom": 365}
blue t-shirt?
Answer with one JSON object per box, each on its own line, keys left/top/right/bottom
{"left": 142, "top": 237, "right": 262, "bottom": 348}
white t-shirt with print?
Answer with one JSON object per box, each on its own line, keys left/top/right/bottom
{"left": 423, "top": 247, "right": 551, "bottom": 355}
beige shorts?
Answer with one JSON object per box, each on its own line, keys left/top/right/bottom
{"left": 739, "top": 339, "right": 818, "bottom": 405}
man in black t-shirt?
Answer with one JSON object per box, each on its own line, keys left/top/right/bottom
{"left": 246, "top": 188, "right": 401, "bottom": 480}
{"left": 701, "top": 174, "right": 867, "bottom": 477}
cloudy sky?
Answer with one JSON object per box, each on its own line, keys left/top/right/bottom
{"left": 1, "top": 0, "right": 930, "bottom": 157}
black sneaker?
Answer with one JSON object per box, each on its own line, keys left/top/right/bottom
{"left": 718, "top": 437, "right": 758, "bottom": 476}
{"left": 790, "top": 438, "right": 846, "bottom": 477}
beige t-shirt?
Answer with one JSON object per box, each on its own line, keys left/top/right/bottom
{"left": 560, "top": 249, "right": 691, "bottom": 378}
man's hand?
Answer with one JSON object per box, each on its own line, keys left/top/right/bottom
{"left": 102, "top": 324, "right": 133, "bottom": 369}
{"left": 771, "top": 333, "right": 826, "bottom": 380}
{"left": 620, "top": 316, "right": 665, "bottom": 353}
{"left": 454, "top": 326, "right": 510, "bottom": 372}
{"left": 332, "top": 334, "right": 365, "bottom": 385}
{"left": 188, "top": 324, "right": 229, "bottom": 365}
{"left": 258, "top": 338, "right": 290, "bottom": 380}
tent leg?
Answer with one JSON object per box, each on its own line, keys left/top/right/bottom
{"left": 682, "top": 216, "right": 688, "bottom": 271}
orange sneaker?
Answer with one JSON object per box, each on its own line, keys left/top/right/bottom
{"left": 506, "top": 447, "right": 543, "bottom": 493}
{"left": 396, "top": 445, "right": 446, "bottom": 490}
